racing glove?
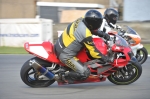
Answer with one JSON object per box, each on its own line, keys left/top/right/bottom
{"left": 108, "top": 23, "right": 115, "bottom": 29}
{"left": 116, "top": 25, "right": 122, "bottom": 30}
{"left": 120, "top": 29, "right": 126, "bottom": 33}
{"left": 116, "top": 25, "right": 126, "bottom": 33}
{"left": 103, "top": 33, "right": 110, "bottom": 41}
{"left": 116, "top": 25, "right": 126, "bottom": 36}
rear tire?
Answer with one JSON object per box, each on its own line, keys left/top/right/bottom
{"left": 107, "top": 61, "right": 142, "bottom": 85}
{"left": 20, "top": 57, "right": 55, "bottom": 88}
{"left": 136, "top": 47, "right": 148, "bottom": 64}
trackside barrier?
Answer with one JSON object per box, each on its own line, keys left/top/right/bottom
{"left": 0, "top": 18, "right": 53, "bottom": 47}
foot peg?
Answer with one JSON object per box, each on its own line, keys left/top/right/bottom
{"left": 54, "top": 71, "right": 69, "bottom": 82}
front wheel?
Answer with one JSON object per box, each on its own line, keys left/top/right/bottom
{"left": 20, "top": 57, "right": 55, "bottom": 88}
{"left": 107, "top": 61, "right": 142, "bottom": 85}
{"left": 136, "top": 47, "right": 148, "bottom": 64}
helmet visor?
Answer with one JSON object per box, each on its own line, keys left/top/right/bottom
{"left": 85, "top": 18, "right": 102, "bottom": 30}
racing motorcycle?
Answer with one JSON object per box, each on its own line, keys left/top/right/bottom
{"left": 20, "top": 32, "right": 142, "bottom": 87}
{"left": 118, "top": 26, "right": 148, "bottom": 64}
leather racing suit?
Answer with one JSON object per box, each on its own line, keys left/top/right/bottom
{"left": 54, "top": 17, "right": 108, "bottom": 81}
{"left": 99, "top": 19, "right": 124, "bottom": 34}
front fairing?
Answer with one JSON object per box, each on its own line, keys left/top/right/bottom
{"left": 110, "top": 34, "right": 133, "bottom": 67}
{"left": 119, "top": 26, "right": 141, "bottom": 46}
{"left": 118, "top": 26, "right": 140, "bottom": 36}
{"left": 111, "top": 47, "right": 133, "bottom": 67}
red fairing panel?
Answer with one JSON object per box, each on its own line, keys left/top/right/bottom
{"left": 93, "top": 38, "right": 108, "bottom": 55}
{"left": 76, "top": 38, "right": 107, "bottom": 63}
{"left": 24, "top": 41, "right": 61, "bottom": 64}
{"left": 111, "top": 46, "right": 132, "bottom": 67}
{"left": 76, "top": 48, "right": 91, "bottom": 62}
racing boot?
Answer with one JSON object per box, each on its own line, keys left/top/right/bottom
{"left": 55, "top": 71, "right": 77, "bottom": 84}
{"left": 54, "top": 71, "right": 69, "bottom": 84}
{"left": 55, "top": 70, "right": 90, "bottom": 84}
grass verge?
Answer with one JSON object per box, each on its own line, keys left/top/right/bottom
{"left": 143, "top": 44, "right": 150, "bottom": 54}
{"left": 0, "top": 46, "right": 28, "bottom": 54}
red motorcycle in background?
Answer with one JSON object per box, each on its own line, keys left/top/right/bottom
{"left": 20, "top": 32, "right": 142, "bottom": 87}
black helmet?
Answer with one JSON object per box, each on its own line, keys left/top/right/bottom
{"left": 104, "top": 8, "right": 119, "bottom": 24}
{"left": 84, "top": 9, "right": 103, "bottom": 30}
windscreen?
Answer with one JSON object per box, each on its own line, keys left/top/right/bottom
{"left": 115, "top": 34, "right": 129, "bottom": 47}
{"left": 125, "top": 26, "right": 139, "bottom": 35}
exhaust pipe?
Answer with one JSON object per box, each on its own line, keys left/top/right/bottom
{"left": 29, "top": 59, "right": 54, "bottom": 80}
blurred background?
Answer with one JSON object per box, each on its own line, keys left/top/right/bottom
{"left": 0, "top": 0, "right": 150, "bottom": 47}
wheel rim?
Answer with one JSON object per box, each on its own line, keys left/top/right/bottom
{"left": 110, "top": 64, "right": 139, "bottom": 84}
{"left": 136, "top": 50, "right": 146, "bottom": 62}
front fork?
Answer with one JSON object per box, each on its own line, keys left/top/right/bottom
{"left": 128, "top": 56, "right": 139, "bottom": 65}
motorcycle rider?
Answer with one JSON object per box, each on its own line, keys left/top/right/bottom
{"left": 54, "top": 9, "right": 113, "bottom": 83}
{"left": 99, "top": 8, "right": 125, "bottom": 35}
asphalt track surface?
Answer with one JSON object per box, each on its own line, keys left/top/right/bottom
{"left": 0, "top": 54, "right": 150, "bottom": 99}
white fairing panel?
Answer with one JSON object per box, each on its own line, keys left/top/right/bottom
{"left": 131, "top": 43, "right": 143, "bottom": 55}
{"left": 30, "top": 46, "right": 49, "bottom": 59}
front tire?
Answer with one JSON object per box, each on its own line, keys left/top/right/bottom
{"left": 107, "top": 61, "right": 142, "bottom": 85}
{"left": 136, "top": 47, "right": 148, "bottom": 64}
{"left": 20, "top": 57, "right": 55, "bottom": 88}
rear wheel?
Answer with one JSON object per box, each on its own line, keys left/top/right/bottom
{"left": 136, "top": 47, "right": 148, "bottom": 64}
{"left": 107, "top": 62, "right": 142, "bottom": 85}
{"left": 20, "top": 57, "right": 55, "bottom": 88}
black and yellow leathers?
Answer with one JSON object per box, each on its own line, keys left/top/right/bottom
{"left": 54, "top": 17, "right": 107, "bottom": 81}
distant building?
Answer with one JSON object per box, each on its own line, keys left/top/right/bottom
{"left": 37, "top": 2, "right": 105, "bottom": 23}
